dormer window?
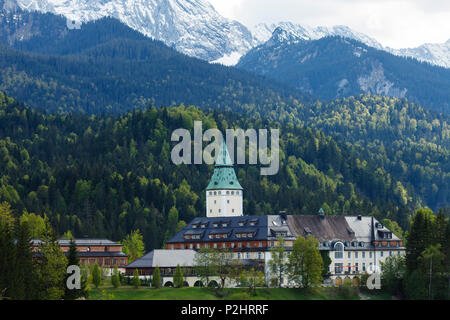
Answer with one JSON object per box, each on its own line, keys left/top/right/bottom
{"left": 359, "top": 242, "right": 365, "bottom": 247}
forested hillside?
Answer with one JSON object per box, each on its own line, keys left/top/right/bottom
{"left": 0, "top": 92, "right": 419, "bottom": 250}
{"left": 237, "top": 36, "right": 450, "bottom": 114}
{"left": 0, "top": 18, "right": 303, "bottom": 114}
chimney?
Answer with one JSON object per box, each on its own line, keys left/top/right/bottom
{"left": 279, "top": 210, "right": 287, "bottom": 221}
{"left": 357, "top": 215, "right": 362, "bottom": 220}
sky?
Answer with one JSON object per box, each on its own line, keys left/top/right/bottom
{"left": 208, "top": 0, "right": 450, "bottom": 49}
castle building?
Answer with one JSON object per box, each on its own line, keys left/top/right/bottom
{"left": 129, "top": 142, "right": 405, "bottom": 287}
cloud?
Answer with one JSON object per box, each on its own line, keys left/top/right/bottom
{"left": 208, "top": 0, "right": 450, "bottom": 48}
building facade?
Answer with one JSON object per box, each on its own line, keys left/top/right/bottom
{"left": 130, "top": 141, "right": 405, "bottom": 287}
{"left": 32, "top": 238, "right": 128, "bottom": 269}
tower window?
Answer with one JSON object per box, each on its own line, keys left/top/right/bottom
{"left": 231, "top": 191, "right": 234, "bottom": 195}
{"left": 226, "top": 191, "right": 229, "bottom": 195}
{"left": 227, "top": 200, "right": 230, "bottom": 204}
{"left": 232, "top": 209, "right": 235, "bottom": 213}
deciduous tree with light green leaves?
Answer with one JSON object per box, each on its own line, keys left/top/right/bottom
{"left": 121, "top": 229, "right": 145, "bottom": 263}
{"left": 287, "top": 235, "right": 323, "bottom": 288}
{"left": 239, "top": 268, "right": 265, "bottom": 296}
{"left": 268, "top": 236, "right": 288, "bottom": 288}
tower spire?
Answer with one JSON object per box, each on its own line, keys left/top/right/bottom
{"left": 205, "top": 140, "right": 243, "bottom": 217}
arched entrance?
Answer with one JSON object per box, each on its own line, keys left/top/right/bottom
{"left": 183, "top": 281, "right": 189, "bottom": 287}
{"left": 164, "top": 281, "right": 174, "bottom": 287}
{"left": 208, "top": 280, "right": 219, "bottom": 288}
{"left": 194, "top": 280, "right": 203, "bottom": 287}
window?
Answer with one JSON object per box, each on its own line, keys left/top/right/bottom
{"left": 227, "top": 200, "right": 230, "bottom": 204}
{"left": 214, "top": 243, "right": 217, "bottom": 248}
{"left": 231, "top": 243, "right": 235, "bottom": 248}
{"left": 389, "top": 251, "right": 392, "bottom": 256}
{"left": 369, "top": 262, "right": 373, "bottom": 272}
{"left": 355, "top": 263, "right": 359, "bottom": 273}
{"left": 222, "top": 243, "right": 226, "bottom": 248}
{"left": 247, "top": 242, "right": 251, "bottom": 247}
{"left": 246, "top": 253, "right": 250, "bottom": 259}
{"left": 231, "top": 191, "right": 234, "bottom": 195}
{"left": 334, "top": 242, "right": 344, "bottom": 259}
{"left": 335, "top": 263, "right": 344, "bottom": 274}
{"left": 355, "top": 252, "right": 358, "bottom": 259}
{"left": 362, "top": 251, "right": 365, "bottom": 258}
{"left": 259, "top": 242, "right": 263, "bottom": 248}
{"left": 369, "top": 252, "right": 373, "bottom": 258}
{"left": 226, "top": 191, "right": 229, "bottom": 195}
{"left": 381, "top": 251, "right": 384, "bottom": 257}
{"left": 362, "top": 263, "right": 366, "bottom": 272}
{"left": 238, "top": 243, "right": 242, "bottom": 248}
{"left": 196, "top": 243, "right": 200, "bottom": 249}
{"left": 348, "top": 251, "right": 351, "bottom": 259}
{"left": 232, "top": 209, "right": 235, "bottom": 213}
{"left": 219, "top": 209, "right": 221, "bottom": 213}
{"left": 237, "top": 253, "right": 241, "bottom": 259}
{"left": 258, "top": 252, "right": 262, "bottom": 259}
{"left": 214, "top": 200, "right": 216, "bottom": 204}
{"left": 189, "top": 244, "right": 193, "bottom": 249}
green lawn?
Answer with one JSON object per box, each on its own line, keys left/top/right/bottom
{"left": 88, "top": 285, "right": 364, "bottom": 300}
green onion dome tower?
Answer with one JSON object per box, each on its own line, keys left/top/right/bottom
{"left": 205, "top": 142, "right": 243, "bottom": 218}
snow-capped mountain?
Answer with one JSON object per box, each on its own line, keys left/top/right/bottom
{"left": 252, "top": 22, "right": 384, "bottom": 50}
{"left": 388, "top": 39, "right": 450, "bottom": 69}
{"left": 4, "top": 0, "right": 449, "bottom": 68}
{"left": 252, "top": 22, "right": 450, "bottom": 68}
{"left": 9, "top": 0, "right": 256, "bottom": 62}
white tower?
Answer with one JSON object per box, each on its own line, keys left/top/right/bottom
{"left": 205, "top": 142, "right": 243, "bottom": 218}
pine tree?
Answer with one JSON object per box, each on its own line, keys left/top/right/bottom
{"left": 111, "top": 265, "right": 120, "bottom": 288}
{"left": 0, "top": 202, "right": 16, "bottom": 299}
{"left": 132, "top": 269, "right": 141, "bottom": 288}
{"left": 92, "top": 263, "right": 101, "bottom": 289}
{"left": 152, "top": 266, "right": 161, "bottom": 289}
{"left": 173, "top": 264, "right": 184, "bottom": 288}
{"left": 64, "top": 239, "right": 84, "bottom": 299}
{"left": 13, "top": 221, "right": 34, "bottom": 299}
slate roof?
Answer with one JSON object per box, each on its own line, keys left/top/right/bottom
{"left": 167, "top": 215, "right": 294, "bottom": 244}
{"left": 125, "top": 249, "right": 196, "bottom": 269}
{"left": 286, "top": 215, "right": 357, "bottom": 242}
{"left": 31, "top": 238, "right": 122, "bottom": 246}
{"left": 345, "top": 216, "right": 401, "bottom": 242}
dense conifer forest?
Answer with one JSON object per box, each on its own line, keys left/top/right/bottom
{"left": 3, "top": 91, "right": 443, "bottom": 251}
